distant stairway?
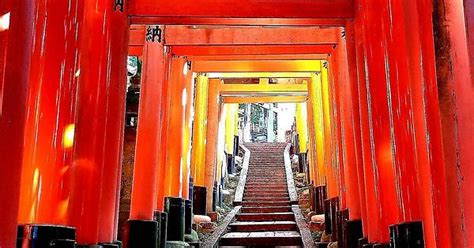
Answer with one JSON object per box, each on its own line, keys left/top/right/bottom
{"left": 220, "top": 143, "right": 303, "bottom": 247}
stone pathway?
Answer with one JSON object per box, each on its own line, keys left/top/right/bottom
{"left": 219, "top": 143, "right": 304, "bottom": 247}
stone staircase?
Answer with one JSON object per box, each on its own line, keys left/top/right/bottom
{"left": 220, "top": 143, "right": 303, "bottom": 247}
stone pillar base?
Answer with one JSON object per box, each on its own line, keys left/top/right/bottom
{"left": 123, "top": 220, "right": 159, "bottom": 248}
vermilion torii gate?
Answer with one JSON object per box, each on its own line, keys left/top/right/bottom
{"left": 1, "top": 0, "right": 473, "bottom": 248}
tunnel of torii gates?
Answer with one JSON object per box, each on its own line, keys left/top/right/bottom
{"left": 0, "top": 0, "right": 474, "bottom": 248}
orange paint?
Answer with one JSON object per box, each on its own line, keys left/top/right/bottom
{"left": 163, "top": 57, "right": 187, "bottom": 198}
{"left": 18, "top": 0, "right": 78, "bottom": 226}
{"left": 204, "top": 79, "right": 220, "bottom": 212}
{"left": 181, "top": 63, "right": 195, "bottom": 200}
{"left": 155, "top": 49, "right": 172, "bottom": 211}
{"left": 0, "top": 0, "right": 34, "bottom": 246}
{"left": 67, "top": 0, "right": 128, "bottom": 244}
{"left": 130, "top": 36, "right": 167, "bottom": 218}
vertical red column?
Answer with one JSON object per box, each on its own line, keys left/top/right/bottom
{"left": 353, "top": 0, "right": 384, "bottom": 242}
{"left": 432, "top": 0, "right": 474, "bottom": 246}
{"left": 345, "top": 20, "right": 368, "bottom": 234}
{"left": 68, "top": 0, "right": 129, "bottom": 245}
{"left": 18, "top": 0, "right": 78, "bottom": 226}
{"left": 321, "top": 65, "right": 339, "bottom": 200}
{"left": 384, "top": 0, "right": 423, "bottom": 225}
{"left": 335, "top": 31, "right": 361, "bottom": 221}
{"left": 130, "top": 26, "right": 166, "bottom": 220}
{"left": 353, "top": 0, "right": 401, "bottom": 243}
{"left": 181, "top": 64, "right": 195, "bottom": 200}
{"left": 163, "top": 57, "right": 187, "bottom": 198}
{"left": 0, "top": 0, "right": 34, "bottom": 246}
{"left": 412, "top": 0, "right": 453, "bottom": 246}
{"left": 156, "top": 50, "right": 172, "bottom": 212}
{"left": 97, "top": 3, "right": 129, "bottom": 243}
{"left": 328, "top": 51, "right": 346, "bottom": 208}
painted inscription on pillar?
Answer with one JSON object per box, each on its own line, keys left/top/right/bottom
{"left": 146, "top": 26, "right": 162, "bottom": 43}
{"left": 323, "top": 61, "right": 328, "bottom": 69}
{"left": 114, "top": 0, "right": 124, "bottom": 12}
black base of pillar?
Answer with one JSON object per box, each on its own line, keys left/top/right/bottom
{"left": 99, "top": 241, "right": 122, "bottom": 248}
{"left": 218, "top": 184, "right": 223, "bottom": 207}
{"left": 164, "top": 197, "right": 185, "bottom": 242}
{"left": 324, "top": 197, "right": 340, "bottom": 241}
{"left": 153, "top": 211, "right": 167, "bottom": 248}
{"left": 233, "top": 135, "right": 239, "bottom": 156}
{"left": 324, "top": 199, "right": 332, "bottom": 234}
{"left": 212, "top": 183, "right": 218, "bottom": 212}
{"left": 123, "top": 220, "right": 159, "bottom": 248}
{"left": 227, "top": 153, "right": 236, "bottom": 174}
{"left": 358, "top": 237, "right": 369, "bottom": 248}
{"left": 314, "top": 185, "right": 327, "bottom": 215}
{"left": 315, "top": 242, "right": 329, "bottom": 248}
{"left": 189, "top": 177, "right": 194, "bottom": 203}
{"left": 337, "top": 209, "right": 349, "bottom": 246}
{"left": 372, "top": 243, "right": 389, "bottom": 248}
{"left": 17, "top": 224, "right": 76, "bottom": 248}
{"left": 345, "top": 220, "right": 363, "bottom": 248}
{"left": 309, "top": 184, "right": 315, "bottom": 212}
{"left": 76, "top": 245, "right": 103, "bottom": 248}
{"left": 193, "top": 186, "right": 207, "bottom": 215}
{"left": 362, "top": 243, "right": 389, "bottom": 248}
{"left": 389, "top": 221, "right": 424, "bottom": 247}
{"left": 185, "top": 200, "right": 193, "bottom": 235}
{"left": 298, "top": 153, "right": 307, "bottom": 174}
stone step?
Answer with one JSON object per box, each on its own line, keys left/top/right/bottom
{"left": 245, "top": 180, "right": 287, "bottom": 185}
{"left": 229, "top": 221, "right": 297, "bottom": 232}
{"left": 220, "top": 231, "right": 302, "bottom": 246}
{"left": 241, "top": 206, "right": 293, "bottom": 213}
{"left": 245, "top": 183, "right": 287, "bottom": 186}
{"left": 236, "top": 212, "right": 295, "bottom": 222}
{"left": 244, "top": 194, "right": 289, "bottom": 198}
{"left": 246, "top": 179, "right": 287, "bottom": 182}
{"left": 243, "top": 196, "right": 290, "bottom": 201}
{"left": 245, "top": 183, "right": 287, "bottom": 190}
{"left": 244, "top": 190, "right": 289, "bottom": 195}
{"left": 242, "top": 201, "right": 291, "bottom": 207}
{"left": 245, "top": 187, "right": 288, "bottom": 191}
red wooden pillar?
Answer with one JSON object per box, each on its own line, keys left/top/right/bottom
{"left": 163, "top": 57, "right": 187, "bottom": 198}
{"left": 353, "top": 2, "right": 385, "bottom": 240}
{"left": 383, "top": 0, "right": 423, "bottom": 225}
{"left": 393, "top": 1, "right": 454, "bottom": 247}
{"left": 130, "top": 26, "right": 166, "bottom": 220}
{"left": 181, "top": 63, "right": 195, "bottom": 200}
{"left": 354, "top": 0, "right": 400, "bottom": 243}
{"left": 432, "top": 0, "right": 474, "bottom": 246}
{"left": 328, "top": 50, "right": 346, "bottom": 209}
{"left": 321, "top": 66, "right": 339, "bottom": 200}
{"left": 68, "top": 0, "right": 129, "bottom": 245}
{"left": 334, "top": 29, "right": 361, "bottom": 221}
{"left": 97, "top": 4, "right": 129, "bottom": 243}
{"left": 17, "top": 0, "right": 79, "bottom": 226}
{"left": 364, "top": 0, "right": 400, "bottom": 242}
{"left": 0, "top": 0, "right": 34, "bottom": 246}
{"left": 156, "top": 49, "right": 172, "bottom": 212}
{"left": 345, "top": 20, "right": 368, "bottom": 234}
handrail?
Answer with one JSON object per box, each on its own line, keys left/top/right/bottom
{"left": 292, "top": 205, "right": 316, "bottom": 248}
{"left": 233, "top": 144, "right": 250, "bottom": 205}
{"left": 284, "top": 143, "right": 298, "bottom": 204}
